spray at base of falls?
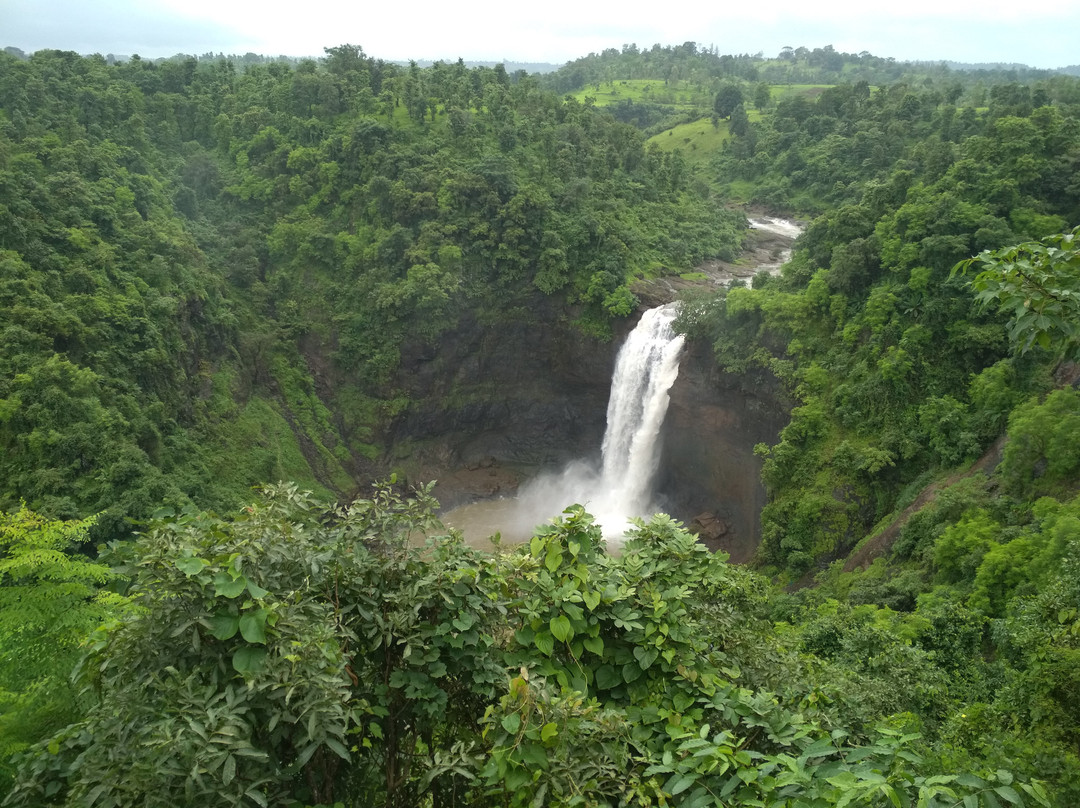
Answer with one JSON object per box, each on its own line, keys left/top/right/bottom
{"left": 444, "top": 303, "right": 685, "bottom": 546}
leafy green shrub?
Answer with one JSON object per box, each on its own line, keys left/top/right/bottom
{"left": 1000, "top": 389, "right": 1080, "bottom": 497}
{"left": 933, "top": 511, "right": 1000, "bottom": 585}
{"left": 9, "top": 489, "right": 1050, "bottom": 807}
{"left": 955, "top": 226, "right": 1080, "bottom": 360}
{"left": 969, "top": 494, "right": 1080, "bottom": 616}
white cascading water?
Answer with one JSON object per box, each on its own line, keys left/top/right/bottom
{"left": 593, "top": 303, "right": 685, "bottom": 531}
{"left": 441, "top": 302, "right": 686, "bottom": 546}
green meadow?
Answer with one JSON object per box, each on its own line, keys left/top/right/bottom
{"left": 646, "top": 109, "right": 763, "bottom": 165}
{"left": 647, "top": 117, "right": 729, "bottom": 163}
{"left": 568, "top": 79, "right": 708, "bottom": 109}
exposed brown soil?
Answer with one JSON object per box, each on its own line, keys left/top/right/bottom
{"left": 430, "top": 461, "right": 520, "bottom": 511}
{"left": 840, "top": 436, "right": 1008, "bottom": 574}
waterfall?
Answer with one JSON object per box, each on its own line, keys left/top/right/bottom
{"left": 595, "top": 303, "right": 685, "bottom": 529}
{"left": 441, "top": 302, "right": 686, "bottom": 545}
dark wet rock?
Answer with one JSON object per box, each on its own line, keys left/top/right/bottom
{"left": 657, "top": 339, "right": 790, "bottom": 563}
{"left": 387, "top": 295, "right": 623, "bottom": 495}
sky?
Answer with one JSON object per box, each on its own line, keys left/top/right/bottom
{"left": 3, "top": 0, "right": 1078, "bottom": 69}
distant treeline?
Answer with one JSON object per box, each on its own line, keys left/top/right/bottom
{"left": 543, "top": 42, "right": 1080, "bottom": 94}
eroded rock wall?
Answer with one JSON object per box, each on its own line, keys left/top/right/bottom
{"left": 657, "top": 339, "right": 789, "bottom": 562}
{"left": 387, "top": 297, "right": 621, "bottom": 507}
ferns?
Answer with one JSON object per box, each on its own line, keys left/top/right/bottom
{"left": 0, "top": 506, "right": 125, "bottom": 798}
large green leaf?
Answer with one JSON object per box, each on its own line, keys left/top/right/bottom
{"left": 232, "top": 646, "right": 268, "bottom": 675}
{"left": 246, "top": 579, "right": 269, "bottom": 599}
{"left": 665, "top": 773, "right": 696, "bottom": 796}
{"left": 595, "top": 664, "right": 621, "bottom": 689}
{"left": 208, "top": 614, "right": 240, "bottom": 641}
{"left": 994, "top": 786, "right": 1021, "bottom": 805}
{"left": 518, "top": 742, "right": 548, "bottom": 770}
{"left": 222, "top": 754, "right": 236, "bottom": 786}
{"left": 534, "top": 631, "right": 555, "bottom": 657}
{"left": 324, "top": 737, "right": 350, "bottom": 761}
{"left": 452, "top": 613, "right": 475, "bottom": 631}
{"left": 634, "top": 645, "right": 658, "bottom": 670}
{"left": 545, "top": 549, "right": 563, "bottom": 572}
{"left": 239, "top": 609, "right": 268, "bottom": 644}
{"left": 215, "top": 572, "right": 248, "bottom": 599}
{"left": 175, "top": 556, "right": 208, "bottom": 576}
{"left": 550, "top": 615, "right": 573, "bottom": 643}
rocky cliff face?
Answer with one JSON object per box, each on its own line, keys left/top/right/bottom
{"left": 386, "top": 296, "right": 622, "bottom": 508}
{"left": 656, "top": 339, "right": 789, "bottom": 562}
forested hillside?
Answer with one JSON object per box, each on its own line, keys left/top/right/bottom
{"left": 686, "top": 75, "right": 1080, "bottom": 572}
{"left": 2, "top": 40, "right": 1080, "bottom": 807}
{"left": 548, "top": 43, "right": 1078, "bottom": 97}
{"left": 673, "top": 45, "right": 1080, "bottom": 808}
{"left": 0, "top": 47, "right": 742, "bottom": 537}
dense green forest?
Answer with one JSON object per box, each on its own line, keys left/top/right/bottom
{"left": 2, "top": 40, "right": 1080, "bottom": 807}
{"left": 551, "top": 42, "right": 1079, "bottom": 91}
{"left": 0, "top": 46, "right": 743, "bottom": 538}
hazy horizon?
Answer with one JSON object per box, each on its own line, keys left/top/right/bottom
{"left": 4, "top": 0, "right": 1078, "bottom": 71}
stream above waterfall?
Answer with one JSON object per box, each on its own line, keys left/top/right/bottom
{"left": 631, "top": 214, "right": 804, "bottom": 308}
{"left": 698, "top": 215, "right": 803, "bottom": 286}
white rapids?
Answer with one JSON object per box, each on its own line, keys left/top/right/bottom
{"left": 748, "top": 216, "right": 803, "bottom": 239}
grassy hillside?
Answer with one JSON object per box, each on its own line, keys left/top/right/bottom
{"left": 567, "top": 78, "right": 708, "bottom": 109}
{"left": 647, "top": 117, "right": 730, "bottom": 163}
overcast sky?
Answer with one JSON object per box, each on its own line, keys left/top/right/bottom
{"left": 4, "top": 0, "right": 1077, "bottom": 69}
